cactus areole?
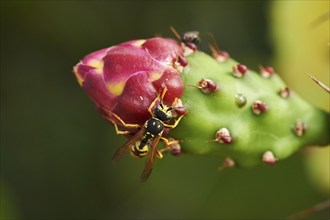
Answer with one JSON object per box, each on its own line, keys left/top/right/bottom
{"left": 73, "top": 34, "right": 329, "bottom": 176}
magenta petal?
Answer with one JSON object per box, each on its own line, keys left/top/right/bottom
{"left": 75, "top": 64, "right": 95, "bottom": 80}
{"left": 103, "top": 45, "right": 163, "bottom": 84}
{"left": 142, "top": 37, "right": 183, "bottom": 62}
{"left": 112, "top": 71, "right": 157, "bottom": 124}
{"left": 152, "top": 69, "right": 183, "bottom": 104}
{"left": 82, "top": 69, "right": 115, "bottom": 110}
{"left": 82, "top": 47, "right": 112, "bottom": 64}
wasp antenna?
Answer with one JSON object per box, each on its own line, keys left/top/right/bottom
{"left": 170, "top": 26, "right": 182, "bottom": 40}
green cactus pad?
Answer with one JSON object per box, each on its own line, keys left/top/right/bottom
{"left": 171, "top": 51, "right": 329, "bottom": 167}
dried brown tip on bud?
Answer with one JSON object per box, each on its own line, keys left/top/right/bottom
{"left": 293, "top": 120, "right": 307, "bottom": 137}
{"left": 198, "top": 79, "right": 217, "bottom": 93}
{"left": 252, "top": 100, "right": 267, "bottom": 115}
{"left": 232, "top": 64, "right": 248, "bottom": 78}
{"left": 262, "top": 151, "right": 277, "bottom": 164}
{"left": 278, "top": 87, "right": 291, "bottom": 98}
{"left": 259, "top": 66, "right": 275, "bottom": 78}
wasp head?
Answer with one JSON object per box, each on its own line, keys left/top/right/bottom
{"left": 154, "top": 101, "right": 172, "bottom": 121}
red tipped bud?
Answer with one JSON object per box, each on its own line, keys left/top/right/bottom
{"left": 262, "top": 151, "right": 277, "bottom": 164}
{"left": 260, "top": 66, "right": 275, "bottom": 78}
{"left": 232, "top": 64, "right": 248, "bottom": 78}
{"left": 215, "top": 128, "right": 232, "bottom": 144}
{"left": 252, "top": 100, "right": 268, "bottom": 115}
{"left": 198, "top": 79, "right": 217, "bottom": 93}
{"left": 293, "top": 120, "right": 307, "bottom": 137}
{"left": 278, "top": 87, "right": 291, "bottom": 98}
{"left": 213, "top": 51, "right": 230, "bottom": 63}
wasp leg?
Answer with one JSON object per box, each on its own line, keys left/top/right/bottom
{"left": 163, "top": 113, "right": 185, "bottom": 129}
{"left": 159, "top": 137, "right": 181, "bottom": 156}
{"left": 148, "top": 87, "right": 168, "bottom": 116}
{"left": 161, "top": 137, "right": 179, "bottom": 146}
{"left": 113, "top": 123, "right": 130, "bottom": 135}
{"left": 112, "top": 113, "right": 140, "bottom": 129}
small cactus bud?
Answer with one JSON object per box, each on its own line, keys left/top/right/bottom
{"left": 167, "top": 138, "right": 182, "bottom": 156}
{"left": 293, "top": 120, "right": 307, "bottom": 137}
{"left": 177, "top": 55, "right": 188, "bottom": 67}
{"left": 262, "top": 151, "right": 277, "bottom": 164}
{"left": 198, "top": 79, "right": 217, "bottom": 93}
{"left": 212, "top": 128, "right": 232, "bottom": 144}
{"left": 172, "top": 99, "right": 187, "bottom": 117}
{"left": 232, "top": 64, "right": 248, "bottom": 78}
{"left": 235, "top": 94, "right": 247, "bottom": 108}
{"left": 223, "top": 157, "right": 235, "bottom": 167}
{"left": 259, "top": 66, "right": 275, "bottom": 78}
{"left": 252, "top": 100, "right": 267, "bottom": 115}
{"left": 213, "top": 50, "right": 230, "bottom": 63}
{"left": 278, "top": 87, "right": 291, "bottom": 98}
{"left": 218, "top": 157, "right": 235, "bottom": 170}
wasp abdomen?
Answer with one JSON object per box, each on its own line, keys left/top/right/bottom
{"left": 130, "top": 141, "right": 148, "bottom": 158}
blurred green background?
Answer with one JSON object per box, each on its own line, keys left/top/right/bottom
{"left": 1, "top": 1, "right": 329, "bottom": 220}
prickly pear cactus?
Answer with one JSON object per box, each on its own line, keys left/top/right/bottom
{"left": 171, "top": 51, "right": 329, "bottom": 167}
{"left": 73, "top": 35, "right": 329, "bottom": 171}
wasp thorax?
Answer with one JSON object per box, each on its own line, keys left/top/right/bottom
{"left": 215, "top": 128, "right": 232, "bottom": 144}
{"left": 198, "top": 79, "right": 217, "bottom": 93}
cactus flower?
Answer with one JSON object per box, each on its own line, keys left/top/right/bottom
{"left": 73, "top": 34, "right": 329, "bottom": 173}
{"left": 73, "top": 38, "right": 185, "bottom": 127}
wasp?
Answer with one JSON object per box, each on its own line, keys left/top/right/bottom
{"left": 170, "top": 26, "right": 200, "bottom": 51}
{"left": 110, "top": 87, "right": 185, "bottom": 182}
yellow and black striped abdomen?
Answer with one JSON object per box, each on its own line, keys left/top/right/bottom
{"left": 130, "top": 141, "right": 149, "bottom": 158}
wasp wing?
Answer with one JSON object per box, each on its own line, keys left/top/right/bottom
{"left": 140, "top": 135, "right": 161, "bottom": 182}
{"left": 112, "top": 126, "right": 146, "bottom": 164}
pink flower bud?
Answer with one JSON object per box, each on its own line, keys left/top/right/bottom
{"left": 73, "top": 38, "right": 185, "bottom": 125}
